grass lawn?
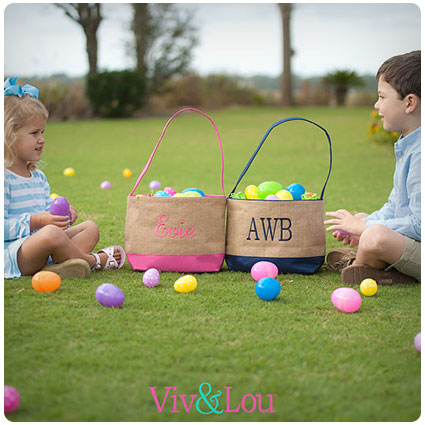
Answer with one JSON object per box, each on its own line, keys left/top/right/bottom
{"left": 4, "top": 106, "right": 420, "bottom": 421}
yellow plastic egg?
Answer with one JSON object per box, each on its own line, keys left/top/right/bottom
{"left": 360, "top": 278, "right": 378, "bottom": 296}
{"left": 244, "top": 185, "right": 258, "bottom": 199}
{"left": 122, "top": 168, "right": 132, "bottom": 178}
{"left": 174, "top": 275, "right": 197, "bottom": 293}
{"left": 50, "top": 193, "right": 60, "bottom": 200}
{"left": 276, "top": 189, "right": 293, "bottom": 200}
{"left": 173, "top": 193, "right": 186, "bottom": 197}
{"left": 63, "top": 167, "right": 75, "bottom": 177}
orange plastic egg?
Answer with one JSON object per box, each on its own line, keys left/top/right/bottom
{"left": 31, "top": 271, "right": 61, "bottom": 292}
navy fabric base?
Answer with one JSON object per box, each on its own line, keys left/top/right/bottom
{"left": 225, "top": 254, "right": 324, "bottom": 274}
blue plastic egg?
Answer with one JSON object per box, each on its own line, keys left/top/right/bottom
{"left": 255, "top": 277, "right": 281, "bottom": 301}
{"left": 182, "top": 188, "right": 205, "bottom": 197}
{"left": 154, "top": 190, "right": 170, "bottom": 197}
{"left": 286, "top": 183, "right": 305, "bottom": 200}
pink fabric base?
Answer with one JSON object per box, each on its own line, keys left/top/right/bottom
{"left": 127, "top": 253, "right": 225, "bottom": 272}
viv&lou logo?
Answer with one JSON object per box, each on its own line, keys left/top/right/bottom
{"left": 148, "top": 382, "right": 276, "bottom": 415}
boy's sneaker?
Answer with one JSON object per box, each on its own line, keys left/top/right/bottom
{"left": 341, "top": 264, "right": 417, "bottom": 286}
{"left": 42, "top": 258, "right": 91, "bottom": 278}
{"left": 326, "top": 248, "right": 356, "bottom": 271}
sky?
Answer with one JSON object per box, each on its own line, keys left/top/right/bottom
{"left": 3, "top": 2, "right": 422, "bottom": 79}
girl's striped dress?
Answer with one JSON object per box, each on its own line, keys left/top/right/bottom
{"left": 4, "top": 168, "right": 52, "bottom": 278}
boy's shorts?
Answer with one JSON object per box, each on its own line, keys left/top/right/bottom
{"left": 387, "top": 236, "right": 421, "bottom": 280}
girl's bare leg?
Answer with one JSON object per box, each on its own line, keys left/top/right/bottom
{"left": 17, "top": 224, "right": 122, "bottom": 276}
{"left": 65, "top": 220, "right": 99, "bottom": 253}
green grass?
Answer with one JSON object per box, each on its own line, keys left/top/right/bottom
{"left": 4, "top": 106, "right": 420, "bottom": 421}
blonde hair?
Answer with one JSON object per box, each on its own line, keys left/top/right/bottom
{"left": 4, "top": 95, "right": 49, "bottom": 171}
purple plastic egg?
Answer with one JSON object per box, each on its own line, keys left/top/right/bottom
{"left": 331, "top": 287, "right": 362, "bottom": 313}
{"left": 265, "top": 194, "right": 280, "bottom": 200}
{"left": 336, "top": 230, "right": 349, "bottom": 236}
{"left": 4, "top": 386, "right": 20, "bottom": 413}
{"left": 49, "top": 196, "right": 70, "bottom": 216}
{"left": 96, "top": 283, "right": 125, "bottom": 308}
{"left": 143, "top": 268, "right": 160, "bottom": 287}
{"left": 149, "top": 180, "right": 161, "bottom": 190}
{"left": 414, "top": 332, "right": 421, "bottom": 352}
{"left": 100, "top": 181, "right": 111, "bottom": 189}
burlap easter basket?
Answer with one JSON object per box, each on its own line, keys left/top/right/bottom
{"left": 125, "top": 107, "right": 226, "bottom": 273}
{"left": 225, "top": 117, "right": 332, "bottom": 274}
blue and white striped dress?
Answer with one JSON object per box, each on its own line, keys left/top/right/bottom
{"left": 4, "top": 168, "right": 53, "bottom": 279}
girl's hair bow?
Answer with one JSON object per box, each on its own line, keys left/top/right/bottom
{"left": 4, "top": 77, "right": 39, "bottom": 99}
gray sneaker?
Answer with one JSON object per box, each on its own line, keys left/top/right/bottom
{"left": 42, "top": 258, "right": 91, "bottom": 278}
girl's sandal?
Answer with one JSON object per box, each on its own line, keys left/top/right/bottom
{"left": 91, "top": 246, "right": 126, "bottom": 271}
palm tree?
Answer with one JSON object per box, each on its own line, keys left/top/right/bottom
{"left": 323, "top": 70, "right": 364, "bottom": 106}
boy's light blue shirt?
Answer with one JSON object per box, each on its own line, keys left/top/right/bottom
{"left": 364, "top": 126, "right": 421, "bottom": 241}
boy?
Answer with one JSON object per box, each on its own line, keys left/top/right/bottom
{"left": 324, "top": 50, "right": 421, "bottom": 285}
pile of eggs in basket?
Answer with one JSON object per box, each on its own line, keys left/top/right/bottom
{"left": 232, "top": 181, "right": 319, "bottom": 201}
{"left": 137, "top": 181, "right": 206, "bottom": 198}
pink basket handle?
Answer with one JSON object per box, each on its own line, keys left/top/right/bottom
{"left": 130, "top": 107, "right": 225, "bottom": 196}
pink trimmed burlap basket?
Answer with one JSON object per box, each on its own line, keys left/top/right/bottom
{"left": 125, "top": 107, "right": 226, "bottom": 272}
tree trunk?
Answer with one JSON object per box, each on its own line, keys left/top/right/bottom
{"left": 278, "top": 3, "right": 294, "bottom": 106}
{"left": 132, "top": 3, "right": 149, "bottom": 74}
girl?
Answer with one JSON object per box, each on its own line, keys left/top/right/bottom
{"left": 4, "top": 77, "right": 125, "bottom": 279}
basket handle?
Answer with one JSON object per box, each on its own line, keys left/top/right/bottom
{"left": 229, "top": 117, "right": 333, "bottom": 200}
{"left": 130, "top": 107, "right": 225, "bottom": 196}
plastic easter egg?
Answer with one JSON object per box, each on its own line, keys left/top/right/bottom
{"left": 154, "top": 190, "right": 170, "bottom": 197}
{"left": 331, "top": 287, "right": 362, "bottom": 313}
{"left": 122, "top": 168, "right": 132, "bottom": 178}
{"left": 63, "top": 167, "right": 75, "bottom": 177}
{"left": 251, "top": 261, "right": 279, "bottom": 281}
{"left": 257, "top": 181, "right": 283, "bottom": 200}
{"left": 149, "top": 180, "right": 161, "bottom": 190}
{"left": 414, "top": 332, "right": 421, "bottom": 352}
{"left": 96, "top": 283, "right": 125, "bottom": 308}
{"left": 100, "top": 181, "right": 111, "bottom": 189}
{"left": 276, "top": 189, "right": 293, "bottom": 200}
{"left": 50, "top": 193, "right": 60, "bottom": 200}
{"left": 265, "top": 194, "right": 280, "bottom": 200}
{"left": 182, "top": 188, "right": 205, "bottom": 197}
{"left": 360, "top": 278, "right": 378, "bottom": 296}
{"left": 336, "top": 230, "right": 350, "bottom": 236}
{"left": 143, "top": 268, "right": 160, "bottom": 287}
{"left": 173, "top": 193, "right": 185, "bottom": 197}
{"left": 255, "top": 277, "right": 281, "bottom": 301}
{"left": 49, "top": 196, "right": 70, "bottom": 216}
{"left": 4, "top": 386, "right": 20, "bottom": 413}
{"left": 174, "top": 275, "right": 197, "bottom": 293}
{"left": 286, "top": 183, "right": 305, "bottom": 200}
{"left": 244, "top": 185, "right": 258, "bottom": 199}
{"left": 32, "top": 271, "right": 61, "bottom": 292}
{"left": 182, "top": 191, "right": 202, "bottom": 197}
{"left": 164, "top": 187, "right": 177, "bottom": 196}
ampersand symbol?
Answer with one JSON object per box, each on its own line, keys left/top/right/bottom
{"left": 195, "top": 382, "right": 223, "bottom": 415}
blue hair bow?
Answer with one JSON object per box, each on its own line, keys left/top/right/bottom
{"left": 4, "top": 77, "right": 39, "bottom": 99}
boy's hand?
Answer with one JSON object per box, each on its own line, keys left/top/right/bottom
{"left": 69, "top": 205, "right": 78, "bottom": 225}
{"left": 324, "top": 209, "right": 367, "bottom": 237}
{"left": 31, "top": 212, "right": 70, "bottom": 231}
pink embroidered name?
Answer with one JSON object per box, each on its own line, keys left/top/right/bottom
{"left": 154, "top": 214, "right": 197, "bottom": 239}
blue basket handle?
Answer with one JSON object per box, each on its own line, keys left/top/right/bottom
{"left": 229, "top": 117, "right": 333, "bottom": 200}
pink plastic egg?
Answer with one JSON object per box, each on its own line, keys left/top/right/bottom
{"left": 251, "top": 261, "right": 279, "bottom": 281}
{"left": 100, "top": 181, "right": 111, "bottom": 189}
{"left": 265, "top": 194, "right": 280, "bottom": 200}
{"left": 331, "top": 287, "right": 362, "bottom": 313}
{"left": 143, "top": 268, "right": 160, "bottom": 287}
{"left": 164, "top": 187, "right": 176, "bottom": 196}
{"left": 414, "top": 332, "right": 421, "bottom": 352}
{"left": 4, "top": 386, "right": 20, "bottom": 413}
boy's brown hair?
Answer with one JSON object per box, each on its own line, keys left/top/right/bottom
{"left": 376, "top": 50, "right": 421, "bottom": 99}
